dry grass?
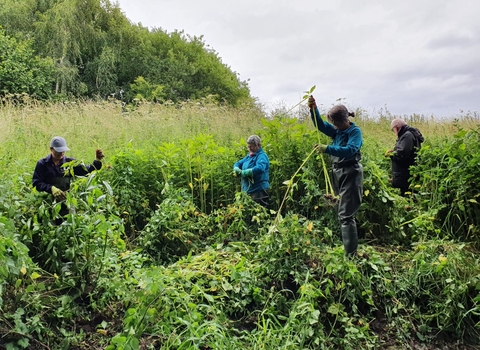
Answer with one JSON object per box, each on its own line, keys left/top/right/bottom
{"left": 1, "top": 99, "right": 478, "bottom": 176}
{"left": 0, "top": 100, "right": 264, "bottom": 174}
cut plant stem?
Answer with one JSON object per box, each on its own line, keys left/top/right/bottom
{"left": 271, "top": 96, "right": 337, "bottom": 232}
{"left": 311, "top": 105, "right": 335, "bottom": 196}
{"left": 273, "top": 147, "right": 317, "bottom": 230}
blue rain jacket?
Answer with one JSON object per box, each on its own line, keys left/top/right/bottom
{"left": 310, "top": 107, "right": 363, "bottom": 164}
{"left": 234, "top": 148, "right": 270, "bottom": 194}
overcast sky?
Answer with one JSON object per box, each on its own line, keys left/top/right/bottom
{"left": 115, "top": 0, "right": 480, "bottom": 118}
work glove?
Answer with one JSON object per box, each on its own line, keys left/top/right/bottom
{"left": 314, "top": 144, "right": 328, "bottom": 153}
{"left": 51, "top": 186, "right": 66, "bottom": 201}
{"left": 307, "top": 95, "right": 317, "bottom": 110}
{"left": 241, "top": 168, "right": 253, "bottom": 177}
{"left": 233, "top": 166, "right": 242, "bottom": 176}
{"left": 96, "top": 148, "right": 105, "bottom": 161}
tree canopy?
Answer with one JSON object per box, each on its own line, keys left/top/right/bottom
{"left": 0, "top": 0, "right": 252, "bottom": 105}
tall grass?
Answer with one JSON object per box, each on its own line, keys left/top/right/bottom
{"left": 1, "top": 98, "right": 479, "bottom": 186}
{"left": 0, "top": 99, "right": 265, "bottom": 175}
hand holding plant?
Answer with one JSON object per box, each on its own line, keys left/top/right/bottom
{"left": 96, "top": 148, "right": 105, "bottom": 161}
{"left": 241, "top": 168, "right": 253, "bottom": 177}
{"left": 51, "top": 185, "right": 66, "bottom": 201}
{"left": 314, "top": 143, "right": 327, "bottom": 153}
{"left": 307, "top": 95, "right": 317, "bottom": 109}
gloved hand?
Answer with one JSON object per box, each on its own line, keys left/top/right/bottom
{"left": 307, "top": 95, "right": 317, "bottom": 110}
{"left": 96, "top": 148, "right": 105, "bottom": 161}
{"left": 384, "top": 150, "right": 393, "bottom": 157}
{"left": 233, "top": 166, "right": 242, "bottom": 175}
{"left": 51, "top": 186, "right": 66, "bottom": 201}
{"left": 314, "top": 144, "right": 328, "bottom": 153}
{"left": 241, "top": 168, "right": 253, "bottom": 177}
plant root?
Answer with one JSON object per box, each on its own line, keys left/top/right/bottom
{"left": 323, "top": 194, "right": 339, "bottom": 206}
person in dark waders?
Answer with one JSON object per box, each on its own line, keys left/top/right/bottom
{"left": 385, "top": 118, "right": 424, "bottom": 196}
{"left": 308, "top": 96, "right": 363, "bottom": 257}
{"left": 233, "top": 135, "right": 270, "bottom": 208}
{"left": 32, "top": 136, "right": 104, "bottom": 225}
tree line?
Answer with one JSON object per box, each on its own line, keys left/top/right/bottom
{"left": 0, "top": 0, "right": 252, "bottom": 105}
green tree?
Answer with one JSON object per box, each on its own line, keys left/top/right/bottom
{"left": 129, "top": 76, "right": 164, "bottom": 102}
{"left": 84, "top": 46, "right": 118, "bottom": 97}
{"left": 0, "top": 0, "right": 253, "bottom": 105}
{"left": 0, "top": 0, "right": 37, "bottom": 39}
{"left": 0, "top": 28, "right": 55, "bottom": 99}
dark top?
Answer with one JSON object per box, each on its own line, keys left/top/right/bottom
{"left": 32, "top": 154, "right": 102, "bottom": 193}
{"left": 392, "top": 125, "right": 424, "bottom": 170}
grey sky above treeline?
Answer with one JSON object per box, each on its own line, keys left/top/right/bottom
{"left": 116, "top": 0, "right": 480, "bottom": 118}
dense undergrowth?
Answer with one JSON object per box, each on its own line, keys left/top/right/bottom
{"left": 1, "top": 101, "right": 480, "bottom": 349}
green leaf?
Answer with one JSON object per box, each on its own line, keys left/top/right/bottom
{"left": 103, "top": 181, "right": 114, "bottom": 196}
{"left": 203, "top": 293, "right": 214, "bottom": 302}
{"left": 309, "top": 309, "right": 320, "bottom": 324}
{"left": 30, "top": 272, "right": 41, "bottom": 280}
{"left": 328, "top": 303, "right": 342, "bottom": 315}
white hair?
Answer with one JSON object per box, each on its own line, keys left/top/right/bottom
{"left": 247, "top": 135, "right": 261, "bottom": 146}
{"left": 391, "top": 118, "right": 407, "bottom": 129}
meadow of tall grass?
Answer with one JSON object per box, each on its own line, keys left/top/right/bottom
{"left": 1, "top": 98, "right": 478, "bottom": 174}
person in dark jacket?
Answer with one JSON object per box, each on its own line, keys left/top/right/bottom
{"left": 308, "top": 96, "right": 363, "bottom": 257}
{"left": 233, "top": 135, "right": 270, "bottom": 207}
{"left": 385, "top": 119, "right": 424, "bottom": 196}
{"left": 33, "top": 136, "right": 104, "bottom": 221}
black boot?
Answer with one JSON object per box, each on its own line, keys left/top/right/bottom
{"left": 341, "top": 222, "right": 358, "bottom": 256}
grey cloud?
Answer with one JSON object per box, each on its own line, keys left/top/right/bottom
{"left": 116, "top": 0, "right": 480, "bottom": 116}
{"left": 426, "top": 33, "right": 477, "bottom": 50}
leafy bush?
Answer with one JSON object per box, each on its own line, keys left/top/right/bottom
{"left": 0, "top": 28, "right": 55, "bottom": 99}
{"left": 413, "top": 125, "right": 480, "bottom": 244}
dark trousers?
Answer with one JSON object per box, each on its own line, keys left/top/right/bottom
{"left": 331, "top": 163, "right": 363, "bottom": 255}
{"left": 250, "top": 190, "right": 269, "bottom": 208}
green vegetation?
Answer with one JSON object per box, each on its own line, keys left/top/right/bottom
{"left": 0, "top": 98, "right": 479, "bottom": 349}
{"left": 0, "top": 0, "right": 251, "bottom": 105}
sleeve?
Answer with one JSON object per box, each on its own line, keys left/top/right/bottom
{"left": 310, "top": 107, "right": 336, "bottom": 138}
{"left": 326, "top": 127, "right": 362, "bottom": 158}
{"left": 73, "top": 159, "right": 102, "bottom": 176}
{"left": 32, "top": 160, "right": 52, "bottom": 193}
{"left": 234, "top": 155, "right": 248, "bottom": 170}
{"left": 393, "top": 133, "right": 415, "bottom": 161}
{"left": 251, "top": 153, "right": 269, "bottom": 175}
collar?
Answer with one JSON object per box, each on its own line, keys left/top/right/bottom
{"left": 397, "top": 125, "right": 408, "bottom": 138}
{"left": 46, "top": 154, "right": 66, "bottom": 165}
{"left": 249, "top": 147, "right": 262, "bottom": 157}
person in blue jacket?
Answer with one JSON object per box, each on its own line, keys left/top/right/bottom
{"left": 233, "top": 135, "right": 270, "bottom": 207}
{"left": 308, "top": 96, "right": 363, "bottom": 256}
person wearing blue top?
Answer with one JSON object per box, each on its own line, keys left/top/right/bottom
{"left": 308, "top": 96, "right": 363, "bottom": 256}
{"left": 233, "top": 135, "right": 270, "bottom": 207}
